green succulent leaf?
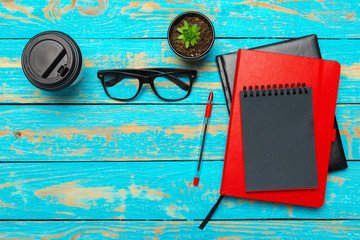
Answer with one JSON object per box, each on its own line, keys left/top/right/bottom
{"left": 176, "top": 20, "right": 201, "bottom": 48}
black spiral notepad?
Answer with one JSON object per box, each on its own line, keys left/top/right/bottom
{"left": 240, "top": 85, "right": 318, "bottom": 192}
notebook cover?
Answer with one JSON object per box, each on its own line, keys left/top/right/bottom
{"left": 216, "top": 34, "right": 347, "bottom": 172}
{"left": 241, "top": 86, "right": 317, "bottom": 192}
{"left": 220, "top": 49, "right": 340, "bottom": 207}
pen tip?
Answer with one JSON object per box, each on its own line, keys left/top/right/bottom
{"left": 193, "top": 177, "right": 199, "bottom": 186}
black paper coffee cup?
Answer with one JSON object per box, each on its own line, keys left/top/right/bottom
{"left": 21, "top": 31, "right": 84, "bottom": 91}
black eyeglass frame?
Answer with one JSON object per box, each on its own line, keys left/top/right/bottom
{"left": 97, "top": 68, "right": 197, "bottom": 101}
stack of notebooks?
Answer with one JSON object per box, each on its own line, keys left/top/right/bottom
{"left": 199, "top": 35, "right": 347, "bottom": 229}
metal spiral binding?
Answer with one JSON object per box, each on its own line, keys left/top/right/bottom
{"left": 242, "top": 83, "right": 308, "bottom": 98}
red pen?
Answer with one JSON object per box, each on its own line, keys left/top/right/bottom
{"left": 193, "top": 90, "right": 213, "bottom": 186}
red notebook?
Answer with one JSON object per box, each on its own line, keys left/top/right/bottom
{"left": 220, "top": 49, "right": 340, "bottom": 207}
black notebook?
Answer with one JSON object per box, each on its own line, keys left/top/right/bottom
{"left": 216, "top": 34, "right": 347, "bottom": 172}
{"left": 240, "top": 86, "right": 318, "bottom": 192}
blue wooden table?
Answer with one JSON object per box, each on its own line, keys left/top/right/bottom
{"left": 0, "top": 0, "right": 359, "bottom": 239}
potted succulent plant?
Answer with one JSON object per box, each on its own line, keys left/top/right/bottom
{"left": 167, "top": 12, "right": 215, "bottom": 60}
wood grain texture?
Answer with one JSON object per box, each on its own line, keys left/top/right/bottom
{"left": 1, "top": 39, "right": 359, "bottom": 104}
{"left": 1, "top": 0, "right": 359, "bottom": 237}
{"left": 0, "top": 104, "right": 358, "bottom": 161}
{"left": 0, "top": 0, "right": 360, "bottom": 38}
{"left": 0, "top": 220, "right": 359, "bottom": 239}
{"left": 0, "top": 162, "right": 357, "bottom": 220}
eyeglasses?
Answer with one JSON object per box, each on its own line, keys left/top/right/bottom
{"left": 97, "top": 68, "right": 197, "bottom": 101}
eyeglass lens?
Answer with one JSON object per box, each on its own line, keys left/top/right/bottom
{"left": 103, "top": 74, "right": 140, "bottom": 100}
{"left": 153, "top": 73, "right": 191, "bottom": 100}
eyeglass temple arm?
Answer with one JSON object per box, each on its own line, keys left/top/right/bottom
{"left": 104, "top": 76, "right": 126, "bottom": 87}
{"left": 104, "top": 74, "right": 190, "bottom": 91}
{"left": 160, "top": 74, "right": 190, "bottom": 91}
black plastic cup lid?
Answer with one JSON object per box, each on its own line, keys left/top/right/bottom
{"left": 21, "top": 31, "right": 83, "bottom": 91}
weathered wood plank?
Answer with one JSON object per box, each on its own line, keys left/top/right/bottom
{"left": 0, "top": 104, "right": 358, "bottom": 161}
{"left": 1, "top": 0, "right": 360, "bottom": 38}
{"left": 0, "top": 39, "right": 359, "bottom": 104}
{"left": 0, "top": 105, "right": 228, "bottom": 161}
{"left": 0, "top": 220, "right": 359, "bottom": 239}
{"left": 0, "top": 162, "right": 357, "bottom": 220}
